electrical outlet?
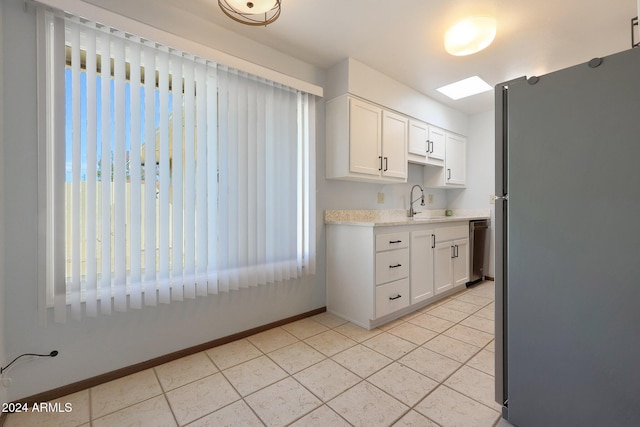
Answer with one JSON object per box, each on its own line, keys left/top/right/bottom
{"left": 377, "top": 192, "right": 385, "bottom": 204}
{"left": 1, "top": 378, "right": 12, "bottom": 388}
{"left": 428, "top": 194, "right": 434, "bottom": 204}
{"left": 489, "top": 194, "right": 496, "bottom": 204}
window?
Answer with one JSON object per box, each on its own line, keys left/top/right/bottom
{"left": 41, "top": 13, "right": 316, "bottom": 322}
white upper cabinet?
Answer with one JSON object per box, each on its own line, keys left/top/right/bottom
{"left": 408, "top": 120, "right": 429, "bottom": 158}
{"left": 326, "top": 58, "right": 469, "bottom": 187}
{"left": 382, "top": 110, "right": 408, "bottom": 179}
{"left": 445, "top": 133, "right": 466, "bottom": 186}
{"left": 424, "top": 131, "right": 467, "bottom": 188}
{"left": 429, "top": 126, "right": 446, "bottom": 163}
{"left": 349, "top": 98, "right": 383, "bottom": 177}
{"left": 408, "top": 121, "right": 445, "bottom": 167}
{"left": 326, "top": 95, "right": 407, "bottom": 183}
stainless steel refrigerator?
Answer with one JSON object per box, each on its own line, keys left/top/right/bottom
{"left": 495, "top": 48, "right": 640, "bottom": 427}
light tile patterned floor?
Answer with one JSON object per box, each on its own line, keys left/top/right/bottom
{"left": 5, "top": 281, "right": 500, "bottom": 427}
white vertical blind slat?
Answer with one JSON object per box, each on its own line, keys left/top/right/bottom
{"left": 264, "top": 82, "right": 276, "bottom": 285}
{"left": 113, "top": 34, "right": 127, "bottom": 312}
{"left": 217, "top": 67, "right": 229, "bottom": 293}
{"left": 171, "top": 55, "right": 184, "bottom": 301}
{"left": 247, "top": 76, "right": 258, "bottom": 286}
{"left": 85, "top": 26, "right": 98, "bottom": 317}
{"left": 70, "top": 23, "right": 82, "bottom": 320}
{"left": 53, "top": 15, "right": 67, "bottom": 323}
{"left": 237, "top": 72, "right": 249, "bottom": 288}
{"left": 158, "top": 48, "right": 171, "bottom": 304}
{"left": 297, "top": 93, "right": 304, "bottom": 276}
{"left": 228, "top": 70, "right": 239, "bottom": 290}
{"left": 143, "top": 43, "right": 157, "bottom": 306}
{"left": 99, "top": 30, "right": 112, "bottom": 315}
{"left": 183, "top": 58, "right": 196, "bottom": 299}
{"left": 129, "top": 40, "right": 143, "bottom": 309}
{"left": 206, "top": 66, "right": 218, "bottom": 294}
{"left": 256, "top": 81, "right": 267, "bottom": 286}
{"left": 304, "top": 94, "right": 317, "bottom": 274}
{"left": 195, "top": 62, "right": 208, "bottom": 296}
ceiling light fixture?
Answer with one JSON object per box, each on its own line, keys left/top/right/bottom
{"left": 437, "top": 76, "right": 492, "bottom": 100}
{"left": 444, "top": 16, "right": 496, "bottom": 56}
{"left": 218, "top": 0, "right": 281, "bottom": 26}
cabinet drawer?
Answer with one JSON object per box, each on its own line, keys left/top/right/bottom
{"left": 434, "top": 225, "right": 468, "bottom": 243}
{"left": 376, "top": 232, "right": 409, "bottom": 251}
{"left": 376, "top": 248, "right": 409, "bottom": 285}
{"left": 376, "top": 278, "right": 410, "bottom": 318}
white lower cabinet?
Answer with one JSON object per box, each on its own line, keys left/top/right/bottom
{"left": 326, "top": 221, "right": 470, "bottom": 329}
{"left": 376, "top": 278, "right": 410, "bottom": 318}
{"left": 452, "top": 238, "right": 470, "bottom": 287}
{"left": 433, "top": 226, "right": 470, "bottom": 295}
{"left": 434, "top": 241, "right": 455, "bottom": 295}
{"left": 410, "top": 229, "right": 434, "bottom": 304}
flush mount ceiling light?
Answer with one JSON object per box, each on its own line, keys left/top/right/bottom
{"left": 437, "top": 76, "right": 492, "bottom": 100}
{"left": 218, "top": 0, "right": 281, "bottom": 26}
{"left": 444, "top": 16, "right": 496, "bottom": 56}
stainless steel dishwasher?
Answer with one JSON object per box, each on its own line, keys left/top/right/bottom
{"left": 467, "top": 219, "right": 490, "bottom": 287}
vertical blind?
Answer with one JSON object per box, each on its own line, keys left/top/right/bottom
{"left": 45, "top": 13, "right": 316, "bottom": 322}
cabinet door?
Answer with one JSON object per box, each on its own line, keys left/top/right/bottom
{"left": 381, "top": 110, "right": 408, "bottom": 179}
{"left": 410, "top": 230, "right": 434, "bottom": 304}
{"left": 349, "top": 98, "right": 382, "bottom": 177}
{"left": 428, "top": 126, "right": 446, "bottom": 161}
{"left": 408, "top": 120, "right": 428, "bottom": 157}
{"left": 434, "top": 241, "right": 454, "bottom": 294}
{"left": 452, "top": 238, "right": 470, "bottom": 287}
{"left": 445, "top": 133, "right": 466, "bottom": 185}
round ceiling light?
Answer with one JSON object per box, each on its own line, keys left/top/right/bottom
{"left": 218, "top": 0, "right": 281, "bottom": 26}
{"left": 444, "top": 16, "right": 497, "bottom": 56}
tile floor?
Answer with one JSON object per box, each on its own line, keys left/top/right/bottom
{"left": 5, "top": 281, "right": 500, "bottom": 427}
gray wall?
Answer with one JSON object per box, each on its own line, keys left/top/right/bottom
{"left": 0, "top": 0, "right": 7, "bottom": 409}
{"left": 448, "top": 110, "right": 496, "bottom": 276}
{"left": 0, "top": 0, "right": 479, "bottom": 400}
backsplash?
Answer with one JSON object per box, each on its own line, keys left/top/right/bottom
{"left": 324, "top": 208, "right": 491, "bottom": 223}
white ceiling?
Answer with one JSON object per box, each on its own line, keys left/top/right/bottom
{"left": 86, "top": 0, "right": 638, "bottom": 114}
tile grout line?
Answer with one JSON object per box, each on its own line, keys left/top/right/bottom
{"left": 150, "top": 367, "right": 181, "bottom": 427}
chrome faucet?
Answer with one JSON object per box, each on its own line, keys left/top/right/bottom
{"left": 408, "top": 184, "right": 425, "bottom": 217}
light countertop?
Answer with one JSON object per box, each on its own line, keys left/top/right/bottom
{"left": 325, "top": 209, "right": 491, "bottom": 227}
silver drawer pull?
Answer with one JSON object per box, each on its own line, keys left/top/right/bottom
{"left": 389, "top": 294, "right": 402, "bottom": 301}
{"left": 389, "top": 264, "right": 402, "bottom": 269}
